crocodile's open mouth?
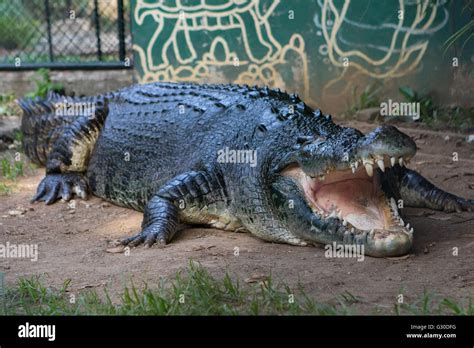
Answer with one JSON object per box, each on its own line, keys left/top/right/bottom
{"left": 282, "top": 160, "right": 413, "bottom": 236}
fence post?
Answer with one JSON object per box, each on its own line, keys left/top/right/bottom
{"left": 117, "top": 0, "right": 126, "bottom": 62}
{"left": 44, "top": 0, "right": 55, "bottom": 62}
{"left": 93, "top": 0, "right": 102, "bottom": 61}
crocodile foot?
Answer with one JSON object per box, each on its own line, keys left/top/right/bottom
{"left": 31, "top": 173, "right": 88, "bottom": 205}
{"left": 120, "top": 195, "right": 179, "bottom": 248}
{"left": 120, "top": 226, "right": 171, "bottom": 248}
{"left": 440, "top": 196, "right": 474, "bottom": 213}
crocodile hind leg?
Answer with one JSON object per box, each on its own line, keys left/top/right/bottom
{"left": 31, "top": 100, "right": 108, "bottom": 204}
{"left": 121, "top": 169, "right": 236, "bottom": 247}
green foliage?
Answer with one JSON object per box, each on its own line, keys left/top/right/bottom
{"left": 1, "top": 147, "right": 27, "bottom": 181}
{"left": 347, "top": 83, "right": 381, "bottom": 115}
{"left": 12, "top": 129, "right": 23, "bottom": 144}
{"left": 25, "top": 69, "right": 64, "bottom": 99}
{"left": 399, "top": 86, "right": 474, "bottom": 130}
{"left": 399, "top": 86, "right": 435, "bottom": 122}
{"left": 0, "top": 94, "right": 17, "bottom": 116}
{"left": 0, "top": 140, "right": 36, "bottom": 194}
{"left": 0, "top": 94, "right": 14, "bottom": 104}
{"left": 0, "top": 182, "right": 11, "bottom": 195}
{"left": 1, "top": 158, "right": 24, "bottom": 180}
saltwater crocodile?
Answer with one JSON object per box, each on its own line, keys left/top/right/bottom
{"left": 19, "top": 82, "right": 473, "bottom": 257}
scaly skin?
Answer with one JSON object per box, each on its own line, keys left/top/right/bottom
{"left": 19, "top": 82, "right": 474, "bottom": 257}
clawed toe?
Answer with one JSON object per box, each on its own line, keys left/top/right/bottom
{"left": 31, "top": 173, "right": 88, "bottom": 205}
{"left": 121, "top": 228, "right": 169, "bottom": 248}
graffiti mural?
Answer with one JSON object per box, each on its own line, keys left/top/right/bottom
{"left": 133, "top": 0, "right": 310, "bottom": 99}
{"left": 314, "top": 0, "right": 450, "bottom": 101}
{"left": 132, "top": 0, "right": 469, "bottom": 109}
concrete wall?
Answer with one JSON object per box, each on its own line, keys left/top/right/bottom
{"left": 0, "top": 69, "right": 137, "bottom": 97}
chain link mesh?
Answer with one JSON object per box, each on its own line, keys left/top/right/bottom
{"left": 0, "top": 0, "right": 131, "bottom": 67}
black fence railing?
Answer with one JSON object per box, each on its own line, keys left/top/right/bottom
{"left": 0, "top": 0, "right": 132, "bottom": 70}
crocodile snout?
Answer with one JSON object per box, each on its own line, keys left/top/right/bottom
{"left": 356, "top": 125, "right": 417, "bottom": 165}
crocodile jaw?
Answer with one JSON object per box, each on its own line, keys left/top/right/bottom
{"left": 282, "top": 164, "right": 413, "bottom": 237}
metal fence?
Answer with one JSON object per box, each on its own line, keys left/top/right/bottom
{"left": 0, "top": 0, "right": 132, "bottom": 70}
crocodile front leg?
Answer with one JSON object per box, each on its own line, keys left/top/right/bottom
{"left": 121, "top": 169, "right": 237, "bottom": 247}
{"left": 121, "top": 195, "right": 179, "bottom": 247}
{"left": 385, "top": 166, "right": 474, "bottom": 213}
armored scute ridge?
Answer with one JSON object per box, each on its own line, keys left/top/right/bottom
{"left": 19, "top": 82, "right": 473, "bottom": 257}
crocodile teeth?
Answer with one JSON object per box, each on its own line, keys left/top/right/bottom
{"left": 364, "top": 163, "right": 374, "bottom": 177}
{"left": 337, "top": 210, "right": 343, "bottom": 219}
{"left": 409, "top": 227, "right": 414, "bottom": 235}
{"left": 351, "top": 228, "right": 355, "bottom": 233}
{"left": 329, "top": 210, "right": 338, "bottom": 218}
{"left": 369, "top": 229, "right": 375, "bottom": 237}
{"left": 351, "top": 165, "right": 356, "bottom": 174}
{"left": 390, "top": 157, "right": 396, "bottom": 167}
{"left": 406, "top": 223, "right": 410, "bottom": 230}
{"left": 399, "top": 218, "right": 405, "bottom": 226}
{"left": 390, "top": 197, "right": 399, "bottom": 216}
{"left": 399, "top": 157, "right": 404, "bottom": 167}
{"left": 377, "top": 159, "right": 385, "bottom": 172}
{"left": 354, "top": 161, "right": 359, "bottom": 168}
{"left": 319, "top": 175, "right": 325, "bottom": 181}
{"left": 342, "top": 219, "right": 348, "bottom": 226}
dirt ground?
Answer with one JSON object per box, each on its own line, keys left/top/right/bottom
{"left": 1, "top": 121, "right": 473, "bottom": 313}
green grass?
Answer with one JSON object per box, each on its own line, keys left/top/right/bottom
{"left": 394, "top": 289, "right": 474, "bottom": 315}
{"left": 0, "top": 137, "right": 38, "bottom": 182}
{"left": 0, "top": 145, "right": 37, "bottom": 195}
{"left": 1, "top": 158, "right": 24, "bottom": 179}
{"left": 0, "top": 182, "right": 11, "bottom": 195}
{"left": 1, "top": 262, "right": 472, "bottom": 316}
{"left": 1, "top": 262, "right": 352, "bottom": 315}
{"left": 0, "top": 93, "right": 19, "bottom": 116}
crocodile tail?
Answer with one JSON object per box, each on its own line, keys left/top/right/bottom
{"left": 18, "top": 92, "right": 107, "bottom": 165}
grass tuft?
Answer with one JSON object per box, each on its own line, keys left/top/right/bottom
{"left": 1, "top": 262, "right": 472, "bottom": 316}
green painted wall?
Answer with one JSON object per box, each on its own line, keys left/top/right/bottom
{"left": 131, "top": 0, "right": 473, "bottom": 111}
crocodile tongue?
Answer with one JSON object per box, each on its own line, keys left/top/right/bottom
{"left": 311, "top": 168, "right": 388, "bottom": 230}
{"left": 283, "top": 165, "right": 394, "bottom": 231}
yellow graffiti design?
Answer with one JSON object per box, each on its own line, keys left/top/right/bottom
{"left": 320, "top": 0, "right": 442, "bottom": 99}
{"left": 133, "top": 0, "right": 310, "bottom": 99}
